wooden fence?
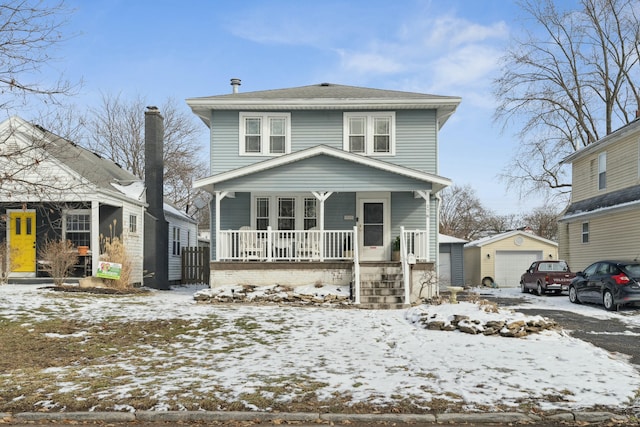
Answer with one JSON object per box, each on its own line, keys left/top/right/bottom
{"left": 181, "top": 247, "right": 210, "bottom": 285}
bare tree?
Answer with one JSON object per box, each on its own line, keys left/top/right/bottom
{"left": 522, "top": 205, "right": 560, "bottom": 241}
{"left": 494, "top": 0, "right": 640, "bottom": 197}
{"left": 439, "top": 184, "right": 489, "bottom": 241}
{"left": 84, "top": 93, "right": 208, "bottom": 218}
{"left": 0, "top": 0, "right": 76, "bottom": 112}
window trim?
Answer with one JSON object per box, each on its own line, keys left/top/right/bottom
{"left": 343, "top": 112, "right": 396, "bottom": 156}
{"left": 598, "top": 152, "right": 606, "bottom": 190}
{"left": 250, "top": 193, "right": 318, "bottom": 230}
{"left": 129, "top": 214, "right": 138, "bottom": 234}
{"left": 581, "top": 222, "right": 589, "bottom": 244}
{"left": 172, "top": 226, "right": 181, "bottom": 256}
{"left": 239, "top": 112, "right": 291, "bottom": 156}
{"left": 63, "top": 209, "right": 91, "bottom": 248}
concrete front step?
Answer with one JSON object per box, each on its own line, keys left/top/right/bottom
{"left": 358, "top": 302, "right": 410, "bottom": 310}
{"left": 360, "top": 287, "right": 404, "bottom": 297}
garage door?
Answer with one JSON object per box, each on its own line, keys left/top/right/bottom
{"left": 439, "top": 252, "right": 451, "bottom": 287}
{"left": 494, "top": 251, "right": 542, "bottom": 288}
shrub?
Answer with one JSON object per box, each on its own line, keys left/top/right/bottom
{"left": 99, "top": 222, "right": 133, "bottom": 290}
{"left": 38, "top": 239, "right": 78, "bottom": 286}
{"left": 0, "top": 241, "right": 19, "bottom": 285}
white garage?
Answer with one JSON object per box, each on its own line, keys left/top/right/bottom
{"left": 494, "top": 250, "right": 542, "bottom": 288}
{"left": 464, "top": 229, "right": 559, "bottom": 288}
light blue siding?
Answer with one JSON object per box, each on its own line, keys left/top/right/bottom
{"left": 209, "top": 110, "right": 438, "bottom": 175}
{"left": 391, "top": 192, "right": 438, "bottom": 258}
{"left": 216, "top": 155, "right": 433, "bottom": 192}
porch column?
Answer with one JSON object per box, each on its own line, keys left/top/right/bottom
{"left": 214, "top": 191, "right": 229, "bottom": 262}
{"left": 312, "top": 191, "right": 333, "bottom": 261}
{"left": 415, "top": 190, "right": 431, "bottom": 261}
{"left": 91, "top": 200, "right": 99, "bottom": 276}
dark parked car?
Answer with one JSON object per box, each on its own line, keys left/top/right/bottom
{"left": 520, "top": 260, "right": 575, "bottom": 295}
{"left": 569, "top": 260, "right": 640, "bottom": 311}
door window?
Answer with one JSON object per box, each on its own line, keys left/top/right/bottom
{"left": 363, "top": 202, "right": 384, "bottom": 246}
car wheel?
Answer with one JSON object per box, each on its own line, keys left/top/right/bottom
{"left": 537, "top": 282, "right": 544, "bottom": 296}
{"left": 569, "top": 286, "right": 580, "bottom": 304}
{"left": 603, "top": 290, "right": 617, "bottom": 311}
{"left": 520, "top": 281, "right": 527, "bottom": 293}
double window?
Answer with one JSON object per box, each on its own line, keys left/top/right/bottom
{"left": 343, "top": 112, "right": 395, "bottom": 155}
{"left": 240, "top": 112, "right": 291, "bottom": 156}
{"left": 64, "top": 211, "right": 91, "bottom": 247}
{"left": 252, "top": 195, "right": 317, "bottom": 230}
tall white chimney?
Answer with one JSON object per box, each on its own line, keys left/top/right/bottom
{"left": 230, "top": 78, "right": 241, "bottom": 94}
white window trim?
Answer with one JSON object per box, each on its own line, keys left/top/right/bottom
{"left": 598, "top": 152, "right": 606, "bottom": 190}
{"left": 129, "top": 214, "right": 138, "bottom": 234}
{"left": 343, "top": 112, "right": 396, "bottom": 156}
{"left": 63, "top": 209, "right": 91, "bottom": 245}
{"left": 239, "top": 112, "right": 291, "bottom": 156}
{"left": 172, "top": 226, "right": 181, "bottom": 256}
{"left": 581, "top": 222, "right": 589, "bottom": 244}
{"left": 250, "top": 193, "right": 318, "bottom": 230}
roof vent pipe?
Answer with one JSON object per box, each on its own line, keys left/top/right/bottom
{"left": 230, "top": 78, "right": 241, "bottom": 94}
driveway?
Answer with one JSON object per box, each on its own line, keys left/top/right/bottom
{"left": 481, "top": 290, "right": 640, "bottom": 366}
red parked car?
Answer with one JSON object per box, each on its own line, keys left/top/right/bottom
{"left": 520, "top": 260, "right": 576, "bottom": 295}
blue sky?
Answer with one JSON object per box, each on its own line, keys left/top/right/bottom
{"left": 21, "top": 0, "right": 562, "bottom": 215}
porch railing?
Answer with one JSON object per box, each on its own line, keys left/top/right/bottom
{"left": 217, "top": 227, "right": 355, "bottom": 262}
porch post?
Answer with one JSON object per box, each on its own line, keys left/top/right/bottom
{"left": 415, "top": 190, "right": 431, "bottom": 261}
{"left": 312, "top": 191, "right": 333, "bottom": 261}
{"left": 91, "top": 200, "right": 99, "bottom": 276}
{"left": 214, "top": 191, "right": 229, "bottom": 262}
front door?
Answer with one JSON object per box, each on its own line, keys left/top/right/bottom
{"left": 357, "top": 194, "right": 390, "bottom": 261}
{"left": 8, "top": 210, "right": 36, "bottom": 274}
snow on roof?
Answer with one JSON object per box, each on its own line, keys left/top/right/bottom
{"left": 439, "top": 233, "right": 467, "bottom": 244}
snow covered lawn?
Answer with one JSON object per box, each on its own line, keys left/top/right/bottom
{"left": 0, "top": 283, "right": 638, "bottom": 414}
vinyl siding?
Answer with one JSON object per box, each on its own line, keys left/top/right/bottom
{"left": 167, "top": 214, "right": 198, "bottom": 282}
{"left": 122, "top": 203, "right": 145, "bottom": 285}
{"left": 571, "top": 135, "right": 640, "bottom": 203}
{"left": 215, "top": 156, "right": 434, "bottom": 192}
{"left": 562, "top": 209, "right": 640, "bottom": 272}
{"left": 440, "top": 242, "right": 465, "bottom": 286}
{"left": 209, "top": 109, "right": 439, "bottom": 175}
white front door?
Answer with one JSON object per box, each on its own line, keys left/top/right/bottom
{"left": 357, "top": 193, "right": 390, "bottom": 261}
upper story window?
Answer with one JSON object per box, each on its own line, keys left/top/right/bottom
{"left": 239, "top": 112, "right": 291, "bottom": 156}
{"left": 598, "top": 152, "right": 606, "bottom": 190}
{"left": 343, "top": 112, "right": 395, "bottom": 156}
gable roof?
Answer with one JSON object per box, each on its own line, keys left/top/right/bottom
{"left": 186, "top": 82, "right": 461, "bottom": 127}
{"left": 464, "top": 230, "right": 557, "bottom": 248}
{"left": 193, "top": 145, "right": 452, "bottom": 193}
{"left": 439, "top": 234, "right": 467, "bottom": 244}
{"left": 561, "top": 117, "right": 640, "bottom": 164}
{"left": 1, "top": 116, "right": 145, "bottom": 203}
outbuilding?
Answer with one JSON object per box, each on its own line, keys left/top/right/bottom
{"left": 438, "top": 233, "right": 466, "bottom": 287}
{"left": 464, "top": 230, "right": 558, "bottom": 288}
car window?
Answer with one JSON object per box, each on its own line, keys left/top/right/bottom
{"left": 583, "top": 263, "right": 599, "bottom": 276}
{"left": 595, "top": 263, "right": 610, "bottom": 275}
{"left": 622, "top": 263, "right": 640, "bottom": 278}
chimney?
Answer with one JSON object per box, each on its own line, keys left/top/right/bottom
{"left": 230, "top": 78, "right": 241, "bottom": 94}
{"left": 143, "top": 106, "right": 169, "bottom": 290}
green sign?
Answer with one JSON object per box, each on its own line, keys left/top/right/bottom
{"left": 96, "top": 261, "right": 122, "bottom": 280}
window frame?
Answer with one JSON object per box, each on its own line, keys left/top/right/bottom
{"left": 598, "top": 152, "right": 606, "bottom": 190}
{"left": 129, "top": 214, "right": 138, "bottom": 234}
{"left": 251, "top": 194, "right": 318, "bottom": 231}
{"left": 581, "top": 222, "right": 589, "bottom": 244}
{"left": 63, "top": 209, "right": 91, "bottom": 248}
{"left": 239, "top": 112, "right": 291, "bottom": 156}
{"left": 172, "top": 226, "right": 181, "bottom": 256}
{"left": 343, "top": 112, "right": 396, "bottom": 156}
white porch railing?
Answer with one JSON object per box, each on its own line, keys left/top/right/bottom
{"left": 401, "top": 227, "right": 431, "bottom": 305}
{"left": 217, "top": 226, "right": 355, "bottom": 262}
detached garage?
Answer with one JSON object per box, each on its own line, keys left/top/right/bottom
{"left": 464, "top": 230, "right": 558, "bottom": 288}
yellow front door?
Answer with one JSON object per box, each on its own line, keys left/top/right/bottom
{"left": 9, "top": 211, "right": 36, "bottom": 273}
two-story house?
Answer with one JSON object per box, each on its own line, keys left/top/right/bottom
{"left": 187, "top": 81, "right": 461, "bottom": 307}
{"left": 558, "top": 118, "right": 640, "bottom": 271}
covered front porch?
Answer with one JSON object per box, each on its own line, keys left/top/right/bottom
{"left": 195, "top": 146, "right": 448, "bottom": 306}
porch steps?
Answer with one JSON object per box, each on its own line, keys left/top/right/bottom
{"left": 358, "top": 264, "right": 408, "bottom": 309}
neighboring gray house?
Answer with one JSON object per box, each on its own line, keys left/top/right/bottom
{"left": 438, "top": 233, "right": 466, "bottom": 287}
{"left": 186, "top": 81, "right": 461, "bottom": 307}
{"left": 164, "top": 202, "right": 198, "bottom": 284}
